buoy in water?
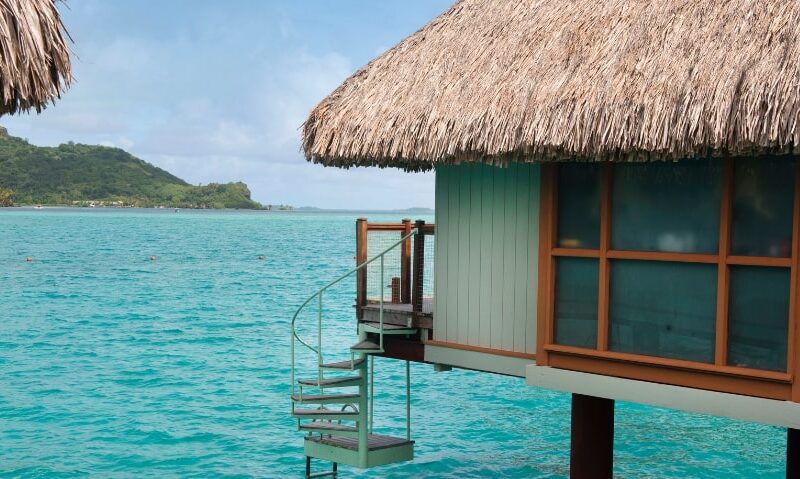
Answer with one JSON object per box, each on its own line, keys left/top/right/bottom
{"left": 258, "top": 255, "right": 265, "bottom": 260}
{"left": 150, "top": 255, "right": 157, "bottom": 261}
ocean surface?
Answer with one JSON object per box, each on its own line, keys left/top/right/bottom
{"left": 0, "top": 208, "right": 787, "bottom": 478}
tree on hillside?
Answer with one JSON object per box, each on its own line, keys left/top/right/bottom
{"left": 0, "top": 187, "right": 15, "bottom": 206}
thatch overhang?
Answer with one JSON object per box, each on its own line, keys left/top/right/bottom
{"left": 0, "top": 0, "right": 71, "bottom": 116}
{"left": 303, "top": 0, "right": 800, "bottom": 171}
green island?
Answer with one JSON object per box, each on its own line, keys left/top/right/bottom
{"left": 0, "top": 128, "right": 287, "bottom": 210}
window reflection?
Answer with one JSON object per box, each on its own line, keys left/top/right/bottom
{"left": 731, "top": 157, "right": 795, "bottom": 257}
{"left": 728, "top": 266, "right": 789, "bottom": 371}
{"left": 554, "top": 257, "right": 598, "bottom": 348}
{"left": 609, "top": 260, "right": 717, "bottom": 363}
{"left": 612, "top": 160, "right": 722, "bottom": 253}
{"left": 557, "top": 163, "right": 602, "bottom": 249}
{"left": 553, "top": 156, "right": 797, "bottom": 374}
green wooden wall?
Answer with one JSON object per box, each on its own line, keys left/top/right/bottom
{"left": 433, "top": 162, "right": 540, "bottom": 354}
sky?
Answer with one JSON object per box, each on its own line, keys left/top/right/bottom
{"left": 4, "top": 1, "right": 454, "bottom": 209}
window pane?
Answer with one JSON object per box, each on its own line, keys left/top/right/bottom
{"left": 557, "top": 163, "right": 602, "bottom": 249}
{"left": 609, "top": 260, "right": 717, "bottom": 363}
{"left": 728, "top": 266, "right": 789, "bottom": 371}
{"left": 731, "top": 157, "right": 795, "bottom": 257}
{"left": 612, "top": 160, "right": 722, "bottom": 253}
{"left": 554, "top": 257, "right": 598, "bottom": 348}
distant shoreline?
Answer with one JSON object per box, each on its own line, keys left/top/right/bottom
{"left": 1, "top": 205, "right": 435, "bottom": 214}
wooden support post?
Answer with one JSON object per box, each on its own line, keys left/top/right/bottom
{"left": 570, "top": 394, "right": 614, "bottom": 479}
{"left": 789, "top": 428, "right": 800, "bottom": 479}
{"left": 356, "top": 218, "right": 368, "bottom": 319}
{"left": 412, "top": 220, "right": 426, "bottom": 314}
{"left": 401, "top": 218, "right": 412, "bottom": 304}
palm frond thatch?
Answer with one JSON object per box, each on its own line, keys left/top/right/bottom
{"left": 0, "top": 0, "right": 71, "bottom": 115}
{"left": 303, "top": 0, "right": 800, "bottom": 170}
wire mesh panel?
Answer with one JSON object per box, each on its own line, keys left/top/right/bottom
{"left": 365, "top": 230, "right": 404, "bottom": 302}
{"left": 408, "top": 223, "right": 436, "bottom": 315}
{"left": 410, "top": 233, "right": 435, "bottom": 300}
{"left": 423, "top": 234, "right": 434, "bottom": 298}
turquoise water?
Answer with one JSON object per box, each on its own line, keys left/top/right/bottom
{"left": 0, "top": 209, "right": 787, "bottom": 478}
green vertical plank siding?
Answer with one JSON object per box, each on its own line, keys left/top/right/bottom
{"left": 478, "top": 167, "right": 494, "bottom": 349}
{"left": 456, "top": 167, "right": 471, "bottom": 345}
{"left": 490, "top": 170, "right": 505, "bottom": 350}
{"left": 434, "top": 171, "right": 446, "bottom": 342}
{"left": 446, "top": 169, "right": 460, "bottom": 342}
{"left": 514, "top": 166, "right": 531, "bottom": 352}
{"left": 468, "top": 167, "right": 482, "bottom": 346}
{"left": 433, "top": 163, "right": 541, "bottom": 354}
{"left": 502, "top": 167, "right": 518, "bottom": 351}
{"left": 526, "top": 170, "right": 540, "bottom": 353}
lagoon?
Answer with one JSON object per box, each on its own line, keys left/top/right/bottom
{"left": 0, "top": 209, "right": 786, "bottom": 478}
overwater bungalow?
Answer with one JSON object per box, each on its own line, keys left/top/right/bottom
{"left": 291, "top": 1, "right": 800, "bottom": 477}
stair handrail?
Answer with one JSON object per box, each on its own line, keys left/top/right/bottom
{"left": 290, "top": 228, "right": 418, "bottom": 399}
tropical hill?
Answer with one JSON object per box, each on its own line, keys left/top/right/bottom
{"left": 0, "top": 130, "right": 267, "bottom": 209}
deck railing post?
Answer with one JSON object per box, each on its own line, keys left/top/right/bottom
{"left": 412, "top": 220, "right": 426, "bottom": 314}
{"left": 356, "top": 218, "right": 368, "bottom": 319}
{"left": 401, "top": 218, "right": 412, "bottom": 304}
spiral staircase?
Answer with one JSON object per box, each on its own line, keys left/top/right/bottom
{"left": 290, "top": 231, "right": 418, "bottom": 478}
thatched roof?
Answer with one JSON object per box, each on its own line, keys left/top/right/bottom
{"left": 0, "top": 0, "right": 71, "bottom": 116}
{"left": 303, "top": 0, "right": 800, "bottom": 170}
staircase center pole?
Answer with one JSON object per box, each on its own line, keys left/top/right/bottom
{"left": 406, "top": 360, "right": 411, "bottom": 441}
{"left": 369, "top": 355, "right": 374, "bottom": 434}
{"left": 358, "top": 358, "right": 369, "bottom": 468}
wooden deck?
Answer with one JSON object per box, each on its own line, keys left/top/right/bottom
{"left": 360, "top": 298, "right": 433, "bottom": 329}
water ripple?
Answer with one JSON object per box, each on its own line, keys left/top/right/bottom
{"left": 0, "top": 209, "right": 785, "bottom": 478}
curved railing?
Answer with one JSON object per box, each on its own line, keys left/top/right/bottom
{"left": 290, "top": 228, "right": 418, "bottom": 399}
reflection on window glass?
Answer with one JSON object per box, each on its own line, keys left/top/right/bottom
{"left": 554, "top": 258, "right": 598, "bottom": 348}
{"left": 728, "top": 266, "right": 789, "bottom": 372}
{"left": 557, "top": 163, "right": 602, "bottom": 249}
{"left": 731, "top": 157, "right": 795, "bottom": 257}
{"left": 612, "top": 160, "right": 722, "bottom": 253}
{"left": 609, "top": 260, "right": 717, "bottom": 363}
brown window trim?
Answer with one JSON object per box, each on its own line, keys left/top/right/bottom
{"left": 536, "top": 159, "right": 800, "bottom": 402}
{"left": 546, "top": 347, "right": 792, "bottom": 401}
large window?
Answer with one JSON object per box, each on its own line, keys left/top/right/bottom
{"left": 542, "top": 157, "right": 797, "bottom": 386}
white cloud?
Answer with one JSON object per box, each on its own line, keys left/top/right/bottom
{"left": 1, "top": 2, "right": 443, "bottom": 209}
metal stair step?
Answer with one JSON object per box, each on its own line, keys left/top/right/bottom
{"left": 360, "top": 322, "right": 418, "bottom": 335}
{"left": 292, "top": 393, "right": 360, "bottom": 404}
{"left": 305, "top": 432, "right": 414, "bottom": 452}
{"left": 350, "top": 340, "right": 382, "bottom": 352}
{"left": 299, "top": 422, "right": 359, "bottom": 439}
{"left": 320, "top": 358, "right": 365, "bottom": 370}
{"left": 298, "top": 376, "right": 362, "bottom": 388}
{"left": 293, "top": 408, "right": 359, "bottom": 421}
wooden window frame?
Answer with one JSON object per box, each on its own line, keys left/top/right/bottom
{"left": 536, "top": 159, "right": 800, "bottom": 402}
